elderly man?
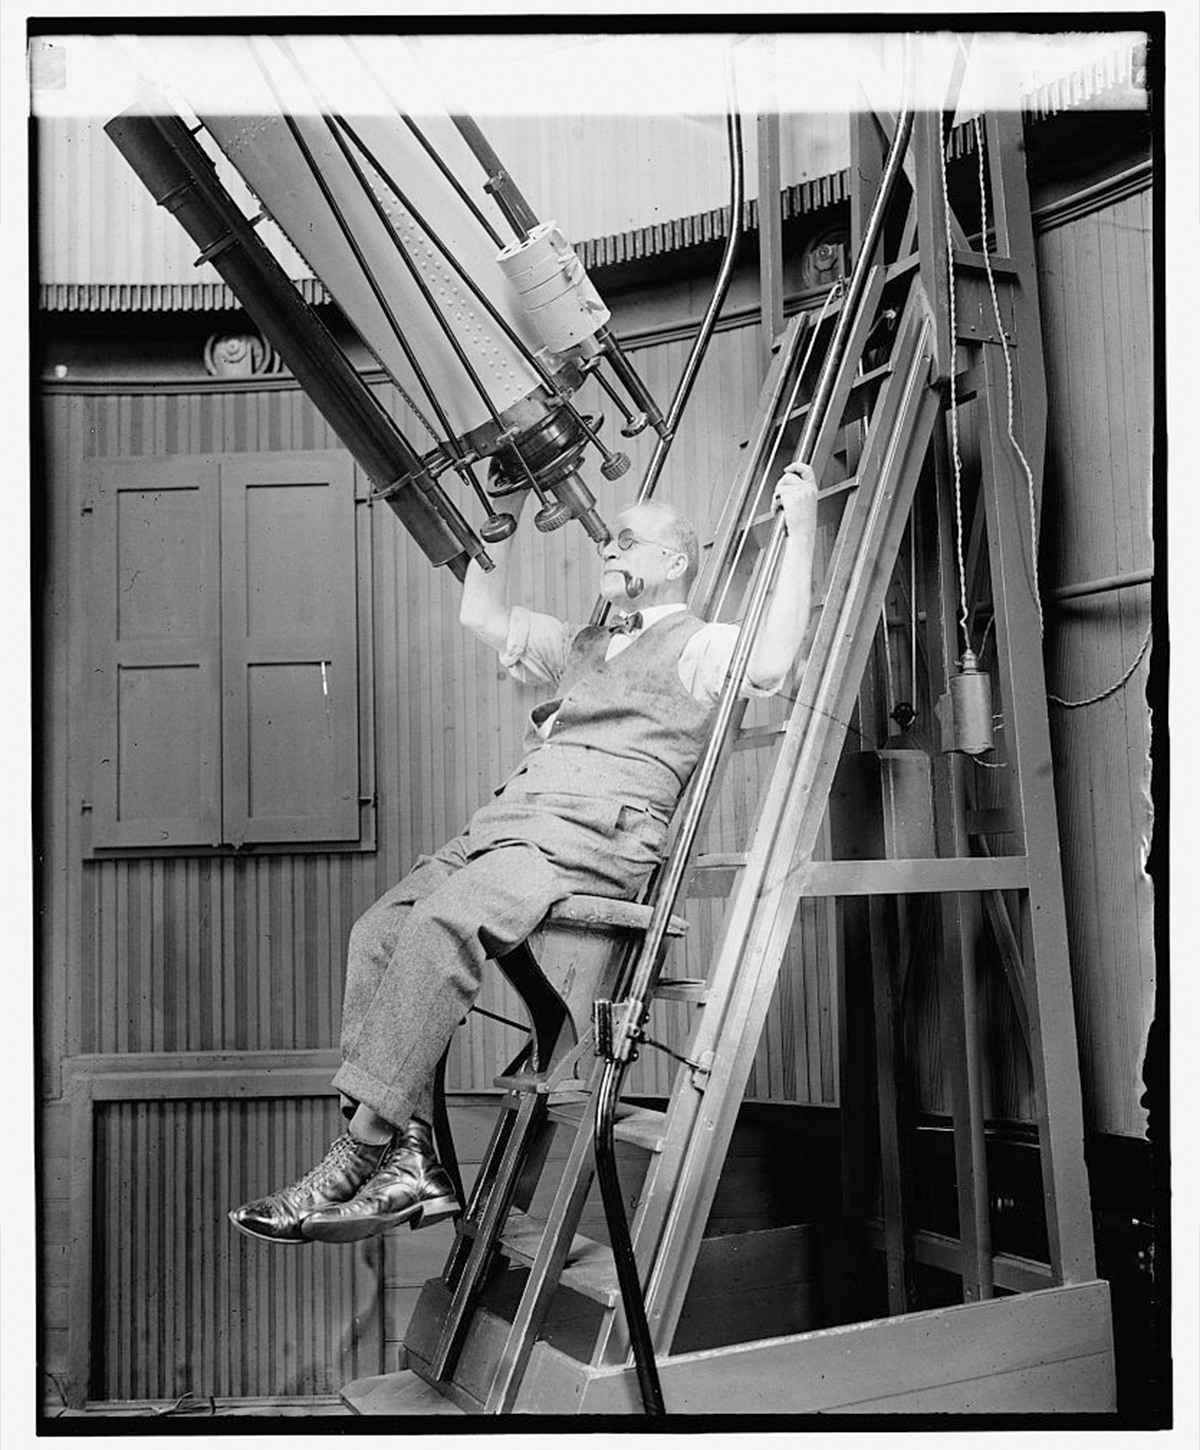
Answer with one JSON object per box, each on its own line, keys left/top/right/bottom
{"left": 230, "top": 460, "right": 817, "bottom": 1244}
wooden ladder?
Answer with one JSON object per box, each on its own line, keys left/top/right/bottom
{"left": 397, "top": 254, "right": 948, "bottom": 1410}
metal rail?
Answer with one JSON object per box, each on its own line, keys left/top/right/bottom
{"left": 591, "top": 94, "right": 916, "bottom": 1416}
{"left": 588, "top": 52, "right": 746, "bottom": 630}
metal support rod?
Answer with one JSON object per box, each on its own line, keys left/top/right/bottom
{"left": 249, "top": 42, "right": 544, "bottom": 504}
{"left": 636, "top": 58, "right": 747, "bottom": 508}
{"left": 333, "top": 115, "right": 627, "bottom": 494}
{"left": 340, "top": 35, "right": 507, "bottom": 248}
{"left": 594, "top": 1059, "right": 666, "bottom": 1415}
{"left": 586, "top": 54, "right": 747, "bottom": 630}
{"left": 306, "top": 107, "right": 499, "bottom": 520}
{"left": 1048, "top": 566, "right": 1153, "bottom": 603}
{"left": 591, "top": 85, "right": 914, "bottom": 1416}
{"left": 588, "top": 360, "right": 640, "bottom": 428}
{"left": 613, "top": 94, "right": 912, "bottom": 1058}
{"left": 595, "top": 325, "right": 669, "bottom": 437}
{"left": 450, "top": 111, "right": 540, "bottom": 240}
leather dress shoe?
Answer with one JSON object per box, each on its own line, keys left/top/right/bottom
{"left": 302, "top": 1118, "right": 460, "bottom": 1243}
{"left": 229, "top": 1131, "right": 391, "bottom": 1244}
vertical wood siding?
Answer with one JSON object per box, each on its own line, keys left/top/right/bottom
{"left": 39, "top": 176, "right": 1154, "bottom": 1397}
{"left": 41, "top": 316, "right": 839, "bottom": 1401}
{"left": 37, "top": 108, "right": 849, "bottom": 293}
{"left": 1037, "top": 187, "right": 1154, "bottom": 1136}
{"left": 36, "top": 117, "right": 313, "bottom": 290}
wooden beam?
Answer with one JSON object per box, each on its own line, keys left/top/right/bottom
{"left": 975, "top": 354, "right": 1096, "bottom": 1285}
{"left": 982, "top": 107, "right": 1050, "bottom": 518}
{"left": 65, "top": 1074, "right": 96, "bottom": 1408}
{"left": 927, "top": 404, "right": 993, "bottom": 1302}
{"left": 913, "top": 110, "right": 954, "bottom": 382}
{"left": 756, "top": 37, "right": 785, "bottom": 375}
{"left": 553, "top": 1281, "right": 1115, "bottom": 1415}
{"left": 794, "top": 854, "right": 1029, "bottom": 897}
{"left": 937, "top": 890, "right": 995, "bottom": 1300}
{"left": 869, "top": 898, "right": 912, "bottom": 1313}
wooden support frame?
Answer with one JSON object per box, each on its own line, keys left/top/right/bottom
{"left": 515, "top": 1280, "right": 1115, "bottom": 1415}
{"left": 756, "top": 34, "right": 785, "bottom": 375}
{"left": 362, "top": 75, "right": 1109, "bottom": 1418}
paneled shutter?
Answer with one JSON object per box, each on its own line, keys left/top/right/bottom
{"left": 90, "top": 459, "right": 223, "bottom": 847}
{"left": 219, "top": 453, "right": 360, "bottom": 844}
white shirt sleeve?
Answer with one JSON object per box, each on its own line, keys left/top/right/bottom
{"left": 678, "top": 622, "right": 781, "bottom": 710}
{"left": 492, "top": 604, "right": 577, "bottom": 687}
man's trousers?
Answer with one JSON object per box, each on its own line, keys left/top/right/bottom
{"left": 332, "top": 787, "right": 667, "bottom": 1129}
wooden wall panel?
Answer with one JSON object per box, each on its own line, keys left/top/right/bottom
{"left": 43, "top": 312, "right": 838, "bottom": 1119}
{"left": 1037, "top": 185, "right": 1154, "bottom": 1137}
{"left": 38, "top": 104, "right": 850, "bottom": 297}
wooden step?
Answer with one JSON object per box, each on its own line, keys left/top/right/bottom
{"left": 500, "top": 1210, "right": 619, "bottom": 1306}
{"left": 547, "top": 1098, "right": 669, "bottom": 1153}
{"left": 340, "top": 1370, "right": 466, "bottom": 1416}
{"left": 545, "top": 894, "right": 688, "bottom": 937}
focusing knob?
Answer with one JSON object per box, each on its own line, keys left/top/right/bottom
{"left": 534, "top": 499, "right": 573, "bottom": 532}
{"left": 601, "top": 452, "right": 631, "bottom": 481}
{"left": 620, "top": 412, "right": 649, "bottom": 438}
{"left": 480, "top": 512, "right": 517, "bottom": 543}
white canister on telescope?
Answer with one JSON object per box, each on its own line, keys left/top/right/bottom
{"left": 497, "top": 222, "right": 611, "bottom": 354}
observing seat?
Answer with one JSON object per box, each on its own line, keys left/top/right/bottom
{"left": 492, "top": 894, "right": 689, "bottom": 1090}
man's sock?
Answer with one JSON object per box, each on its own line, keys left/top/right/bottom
{"left": 349, "top": 1105, "right": 395, "bottom": 1146}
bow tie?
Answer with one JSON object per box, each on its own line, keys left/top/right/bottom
{"left": 608, "top": 611, "right": 643, "bottom": 636}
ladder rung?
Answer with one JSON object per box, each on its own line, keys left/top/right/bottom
{"left": 546, "top": 1099, "right": 669, "bottom": 1152}
{"left": 655, "top": 977, "right": 709, "bottom": 1002}
{"left": 733, "top": 721, "right": 788, "bottom": 751}
{"left": 491, "top": 1070, "right": 589, "bottom": 1094}
{"left": 500, "top": 1211, "right": 619, "bottom": 1306}
{"left": 748, "top": 474, "right": 860, "bottom": 537}
{"left": 692, "top": 851, "right": 748, "bottom": 872}
{"left": 784, "top": 360, "right": 893, "bottom": 427}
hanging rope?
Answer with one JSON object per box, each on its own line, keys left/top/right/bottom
{"left": 973, "top": 116, "right": 1044, "bottom": 639}
{"left": 938, "top": 114, "right": 971, "bottom": 657}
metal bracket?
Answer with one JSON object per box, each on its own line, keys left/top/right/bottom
{"left": 688, "top": 1050, "right": 714, "bottom": 1089}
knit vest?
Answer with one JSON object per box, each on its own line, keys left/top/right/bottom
{"left": 500, "top": 610, "right": 713, "bottom": 818}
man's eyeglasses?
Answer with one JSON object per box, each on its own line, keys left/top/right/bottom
{"left": 615, "top": 528, "right": 678, "bottom": 555}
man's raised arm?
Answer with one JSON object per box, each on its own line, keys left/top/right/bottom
{"left": 745, "top": 460, "right": 819, "bottom": 693}
{"left": 459, "top": 489, "right": 530, "bottom": 650}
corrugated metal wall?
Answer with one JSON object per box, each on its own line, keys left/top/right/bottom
{"left": 1038, "top": 184, "right": 1154, "bottom": 1136}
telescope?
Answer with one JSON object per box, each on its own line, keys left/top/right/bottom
{"left": 106, "top": 34, "right": 671, "bottom": 573}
